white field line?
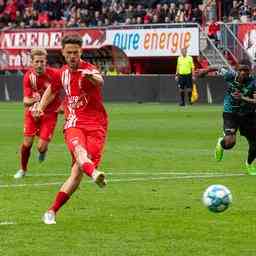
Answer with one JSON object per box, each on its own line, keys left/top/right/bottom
{"left": 0, "top": 182, "right": 62, "bottom": 188}
{"left": 110, "top": 173, "right": 245, "bottom": 182}
{"left": 0, "top": 173, "right": 245, "bottom": 189}
{"left": 0, "top": 171, "right": 245, "bottom": 177}
{"left": 0, "top": 221, "right": 16, "bottom": 225}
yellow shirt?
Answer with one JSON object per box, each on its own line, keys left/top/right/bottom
{"left": 176, "top": 55, "right": 194, "bottom": 75}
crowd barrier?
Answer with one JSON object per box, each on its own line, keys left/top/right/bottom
{"left": 0, "top": 75, "right": 225, "bottom": 104}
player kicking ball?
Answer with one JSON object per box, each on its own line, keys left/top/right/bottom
{"left": 199, "top": 61, "right": 256, "bottom": 175}
{"left": 14, "top": 48, "right": 61, "bottom": 179}
{"left": 36, "top": 34, "right": 108, "bottom": 224}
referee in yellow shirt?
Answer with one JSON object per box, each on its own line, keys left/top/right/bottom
{"left": 175, "top": 47, "right": 195, "bottom": 106}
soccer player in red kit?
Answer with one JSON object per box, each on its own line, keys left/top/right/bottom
{"left": 14, "top": 48, "right": 61, "bottom": 179}
{"left": 38, "top": 34, "right": 108, "bottom": 224}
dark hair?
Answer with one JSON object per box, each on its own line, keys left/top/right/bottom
{"left": 61, "top": 34, "right": 83, "bottom": 48}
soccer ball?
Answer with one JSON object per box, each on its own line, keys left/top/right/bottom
{"left": 202, "top": 184, "right": 232, "bottom": 213}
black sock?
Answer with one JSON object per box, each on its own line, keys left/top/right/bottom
{"left": 188, "top": 91, "right": 192, "bottom": 104}
{"left": 180, "top": 91, "right": 185, "bottom": 105}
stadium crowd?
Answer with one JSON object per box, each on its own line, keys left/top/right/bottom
{"left": 0, "top": 0, "right": 255, "bottom": 30}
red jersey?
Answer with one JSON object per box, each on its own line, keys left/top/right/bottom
{"left": 23, "top": 67, "right": 61, "bottom": 113}
{"left": 58, "top": 60, "right": 108, "bottom": 130}
{"left": 207, "top": 22, "right": 220, "bottom": 37}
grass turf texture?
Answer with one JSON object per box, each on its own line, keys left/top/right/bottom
{"left": 0, "top": 102, "right": 255, "bottom": 256}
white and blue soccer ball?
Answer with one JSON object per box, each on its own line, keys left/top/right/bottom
{"left": 202, "top": 184, "right": 232, "bottom": 213}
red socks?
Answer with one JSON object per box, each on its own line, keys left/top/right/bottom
{"left": 21, "top": 144, "right": 32, "bottom": 171}
{"left": 82, "top": 162, "right": 95, "bottom": 177}
{"left": 50, "top": 191, "right": 70, "bottom": 213}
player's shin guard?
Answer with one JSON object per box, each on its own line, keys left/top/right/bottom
{"left": 20, "top": 144, "right": 32, "bottom": 171}
{"left": 49, "top": 191, "right": 70, "bottom": 213}
{"left": 81, "top": 162, "right": 95, "bottom": 177}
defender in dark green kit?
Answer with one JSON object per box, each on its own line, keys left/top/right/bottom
{"left": 201, "top": 62, "right": 256, "bottom": 174}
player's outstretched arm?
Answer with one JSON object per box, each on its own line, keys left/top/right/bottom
{"left": 86, "top": 73, "right": 104, "bottom": 86}
{"left": 35, "top": 86, "right": 56, "bottom": 116}
{"left": 79, "top": 69, "right": 104, "bottom": 86}
{"left": 23, "top": 96, "right": 39, "bottom": 107}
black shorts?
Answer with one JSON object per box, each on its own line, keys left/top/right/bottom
{"left": 223, "top": 112, "right": 256, "bottom": 138}
{"left": 178, "top": 74, "right": 192, "bottom": 89}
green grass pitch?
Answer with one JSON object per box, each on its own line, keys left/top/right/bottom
{"left": 0, "top": 102, "right": 256, "bottom": 256}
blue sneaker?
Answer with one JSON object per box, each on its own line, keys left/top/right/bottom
{"left": 38, "top": 152, "right": 46, "bottom": 163}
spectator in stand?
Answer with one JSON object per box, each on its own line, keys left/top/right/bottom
{"left": 90, "top": 10, "right": 102, "bottom": 26}
{"left": 35, "top": 0, "right": 49, "bottom": 13}
{"left": 124, "top": 4, "right": 135, "bottom": 21}
{"left": 48, "top": 0, "right": 62, "bottom": 21}
{"left": 104, "top": 17, "right": 110, "bottom": 25}
{"left": 114, "top": 4, "right": 125, "bottom": 23}
{"left": 134, "top": 4, "right": 146, "bottom": 19}
{"left": 175, "top": 4, "right": 185, "bottom": 22}
{"left": 80, "top": 9, "right": 92, "bottom": 26}
{"left": 207, "top": 17, "right": 221, "bottom": 46}
{"left": 0, "top": 0, "right": 16, "bottom": 25}
{"left": 107, "top": 5, "right": 120, "bottom": 24}
{"left": 23, "top": 7, "right": 35, "bottom": 27}
{"left": 72, "top": 0, "right": 87, "bottom": 9}
{"left": 101, "top": 6, "right": 108, "bottom": 20}
{"left": 66, "top": 17, "right": 79, "bottom": 28}
{"left": 143, "top": 8, "right": 153, "bottom": 23}
{"left": 164, "top": 16, "right": 170, "bottom": 23}
{"left": 184, "top": 3, "right": 192, "bottom": 22}
{"left": 15, "top": 10, "right": 24, "bottom": 27}
{"left": 222, "top": 0, "right": 234, "bottom": 19}
{"left": 17, "top": 0, "right": 26, "bottom": 13}
{"left": 167, "top": 3, "right": 177, "bottom": 22}
{"left": 152, "top": 13, "right": 159, "bottom": 23}
{"left": 125, "top": 17, "right": 132, "bottom": 24}
{"left": 160, "top": 3, "right": 169, "bottom": 22}
{"left": 191, "top": 0, "right": 203, "bottom": 9}
{"left": 136, "top": 16, "right": 143, "bottom": 24}
{"left": 240, "top": 0, "right": 251, "bottom": 22}
{"left": 61, "top": 0, "right": 72, "bottom": 20}
{"left": 192, "top": 6, "right": 203, "bottom": 24}
{"left": 0, "top": 0, "right": 5, "bottom": 14}
{"left": 203, "top": 0, "right": 217, "bottom": 21}
{"left": 252, "top": 7, "right": 256, "bottom": 21}
{"left": 152, "top": 3, "right": 162, "bottom": 18}
{"left": 90, "top": 0, "right": 102, "bottom": 11}
{"left": 0, "top": 0, "right": 228, "bottom": 28}
{"left": 228, "top": 0, "right": 243, "bottom": 22}
{"left": 37, "top": 11, "right": 50, "bottom": 28}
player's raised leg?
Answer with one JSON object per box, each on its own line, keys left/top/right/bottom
{"left": 14, "top": 136, "right": 34, "bottom": 179}
{"left": 64, "top": 127, "right": 107, "bottom": 187}
{"left": 43, "top": 162, "right": 83, "bottom": 224}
